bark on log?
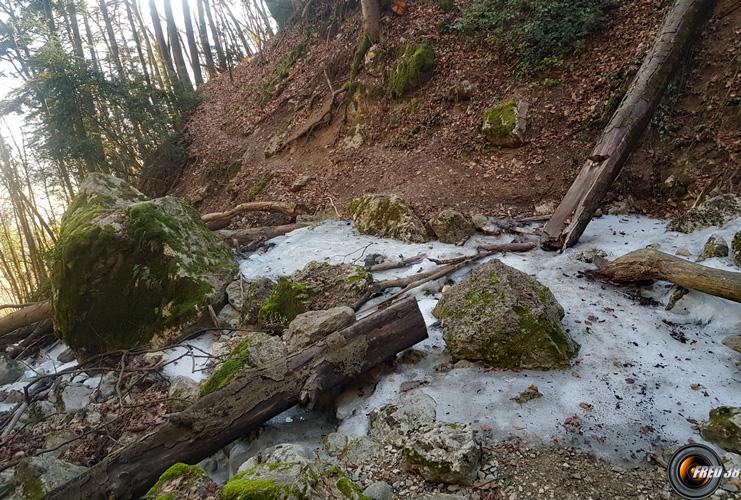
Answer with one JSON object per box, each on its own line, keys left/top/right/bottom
{"left": 201, "top": 201, "right": 300, "bottom": 230}
{"left": 589, "top": 249, "right": 741, "bottom": 303}
{"left": 540, "top": 0, "right": 717, "bottom": 250}
{"left": 47, "top": 297, "right": 427, "bottom": 500}
{"left": 217, "top": 223, "right": 309, "bottom": 246}
{"left": 0, "top": 301, "right": 51, "bottom": 338}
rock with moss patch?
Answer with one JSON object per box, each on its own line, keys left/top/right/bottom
{"left": 168, "top": 376, "right": 200, "bottom": 411}
{"left": 257, "top": 277, "right": 311, "bottom": 332}
{"left": 432, "top": 260, "right": 578, "bottom": 369}
{"left": 226, "top": 277, "right": 277, "bottom": 327}
{"left": 342, "top": 436, "right": 384, "bottom": 464}
{"left": 428, "top": 209, "right": 476, "bottom": 245}
{"left": 368, "top": 392, "right": 437, "bottom": 447}
{"left": 50, "top": 173, "right": 237, "bottom": 356}
{"left": 144, "top": 462, "right": 217, "bottom": 500}
{"left": 700, "top": 406, "right": 740, "bottom": 454}
{"left": 733, "top": 232, "right": 741, "bottom": 267}
{"left": 403, "top": 422, "right": 481, "bottom": 485}
{"left": 13, "top": 455, "right": 86, "bottom": 500}
{"left": 667, "top": 194, "right": 741, "bottom": 233}
{"left": 387, "top": 43, "right": 435, "bottom": 99}
{"left": 481, "top": 99, "right": 528, "bottom": 147}
{"left": 200, "top": 332, "right": 286, "bottom": 396}
{"left": 348, "top": 194, "right": 428, "bottom": 243}
{"left": 291, "top": 262, "right": 372, "bottom": 310}
{"left": 698, "top": 234, "right": 729, "bottom": 261}
{"left": 285, "top": 306, "right": 356, "bottom": 351}
{"left": 225, "top": 457, "right": 364, "bottom": 500}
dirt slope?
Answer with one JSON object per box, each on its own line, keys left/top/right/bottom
{"left": 173, "top": 0, "right": 740, "bottom": 224}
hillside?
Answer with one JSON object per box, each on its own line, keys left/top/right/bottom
{"left": 171, "top": 0, "right": 740, "bottom": 224}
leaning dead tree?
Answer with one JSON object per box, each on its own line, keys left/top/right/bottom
{"left": 540, "top": 0, "right": 717, "bottom": 250}
{"left": 590, "top": 249, "right": 741, "bottom": 303}
{"left": 47, "top": 297, "right": 427, "bottom": 499}
{"left": 201, "top": 201, "right": 300, "bottom": 230}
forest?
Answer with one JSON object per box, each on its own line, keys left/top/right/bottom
{"left": 0, "top": 0, "right": 739, "bottom": 498}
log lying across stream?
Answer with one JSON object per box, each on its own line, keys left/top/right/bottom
{"left": 48, "top": 296, "right": 427, "bottom": 500}
{"left": 0, "top": 301, "right": 51, "bottom": 339}
{"left": 590, "top": 248, "right": 741, "bottom": 303}
{"left": 541, "top": 0, "right": 717, "bottom": 250}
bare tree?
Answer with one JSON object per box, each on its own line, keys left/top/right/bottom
{"left": 197, "top": 0, "right": 217, "bottom": 76}
{"left": 163, "top": 0, "right": 192, "bottom": 90}
{"left": 181, "top": 0, "right": 203, "bottom": 86}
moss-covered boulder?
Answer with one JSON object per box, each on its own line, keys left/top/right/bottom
{"left": 667, "top": 194, "right": 740, "bottom": 233}
{"left": 481, "top": 99, "right": 528, "bottom": 147}
{"left": 13, "top": 455, "right": 86, "bottom": 500}
{"left": 291, "top": 262, "right": 372, "bottom": 310}
{"left": 428, "top": 209, "right": 476, "bottom": 245}
{"left": 733, "top": 232, "right": 741, "bottom": 267}
{"left": 432, "top": 260, "right": 578, "bottom": 369}
{"left": 223, "top": 459, "right": 365, "bottom": 500}
{"left": 200, "top": 332, "right": 286, "bottom": 396}
{"left": 700, "top": 406, "right": 741, "bottom": 454}
{"left": 697, "top": 234, "right": 729, "bottom": 261}
{"left": 144, "top": 463, "right": 218, "bottom": 499}
{"left": 51, "top": 173, "right": 237, "bottom": 356}
{"left": 348, "top": 194, "right": 428, "bottom": 243}
{"left": 387, "top": 43, "right": 435, "bottom": 98}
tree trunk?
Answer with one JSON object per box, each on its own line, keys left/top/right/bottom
{"left": 201, "top": 201, "right": 300, "bottom": 230}
{"left": 361, "top": 0, "right": 381, "bottom": 43}
{"left": 65, "top": 0, "right": 85, "bottom": 60}
{"left": 196, "top": 0, "right": 217, "bottom": 77}
{"left": 98, "top": 0, "right": 125, "bottom": 77}
{"left": 132, "top": 0, "right": 165, "bottom": 89}
{"left": 82, "top": 11, "right": 101, "bottom": 72}
{"left": 181, "top": 0, "right": 204, "bottom": 86}
{"left": 123, "top": 0, "right": 152, "bottom": 86}
{"left": 149, "top": 0, "right": 179, "bottom": 91}
{"left": 217, "top": 223, "right": 309, "bottom": 245}
{"left": 0, "top": 302, "right": 51, "bottom": 338}
{"left": 164, "top": 0, "right": 193, "bottom": 90}
{"left": 203, "top": 0, "right": 227, "bottom": 71}
{"left": 589, "top": 249, "right": 741, "bottom": 303}
{"left": 47, "top": 297, "right": 427, "bottom": 500}
{"left": 540, "top": 0, "right": 717, "bottom": 251}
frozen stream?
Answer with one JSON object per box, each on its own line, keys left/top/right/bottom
{"left": 238, "top": 215, "right": 740, "bottom": 463}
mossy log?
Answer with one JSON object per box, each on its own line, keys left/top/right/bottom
{"left": 201, "top": 201, "right": 301, "bottom": 230}
{"left": 0, "top": 301, "right": 51, "bottom": 338}
{"left": 590, "top": 248, "right": 741, "bottom": 303}
{"left": 541, "top": 0, "right": 717, "bottom": 250}
{"left": 47, "top": 297, "right": 427, "bottom": 500}
{"left": 217, "top": 223, "right": 310, "bottom": 247}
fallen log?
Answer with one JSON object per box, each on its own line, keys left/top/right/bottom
{"left": 589, "top": 248, "right": 741, "bottom": 303}
{"left": 216, "top": 222, "right": 309, "bottom": 246}
{"left": 366, "top": 253, "right": 427, "bottom": 272}
{"left": 47, "top": 296, "right": 427, "bottom": 500}
{"left": 540, "top": 0, "right": 717, "bottom": 250}
{"left": 0, "top": 301, "right": 51, "bottom": 338}
{"left": 201, "top": 201, "right": 300, "bottom": 230}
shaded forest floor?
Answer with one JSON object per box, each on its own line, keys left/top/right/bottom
{"left": 170, "top": 0, "right": 740, "bottom": 223}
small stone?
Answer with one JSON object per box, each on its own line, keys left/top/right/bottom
{"left": 43, "top": 430, "right": 78, "bottom": 458}
{"left": 142, "top": 352, "right": 168, "bottom": 367}
{"left": 398, "top": 349, "right": 426, "bottom": 365}
{"left": 59, "top": 383, "right": 93, "bottom": 412}
{"left": 20, "top": 400, "right": 54, "bottom": 425}
{"left": 722, "top": 336, "right": 741, "bottom": 353}
{"left": 698, "top": 234, "right": 729, "bottom": 261}
{"left": 167, "top": 376, "right": 200, "bottom": 411}
{"left": 446, "top": 80, "right": 476, "bottom": 103}
{"left": 343, "top": 437, "right": 385, "bottom": 463}
{"left": 236, "top": 443, "right": 311, "bottom": 473}
{"left": 56, "top": 348, "right": 76, "bottom": 364}
{"left": 291, "top": 175, "right": 315, "bottom": 192}
{"left": 13, "top": 456, "right": 86, "bottom": 498}
{"left": 347, "top": 194, "right": 428, "bottom": 243}
{"left": 470, "top": 214, "right": 489, "bottom": 230}
{"left": 453, "top": 360, "right": 476, "bottom": 369}
{"left": 216, "top": 304, "right": 241, "bottom": 329}
{"left": 675, "top": 247, "right": 692, "bottom": 257}
{"left": 369, "top": 392, "right": 437, "bottom": 447}
{"left": 0, "top": 356, "right": 24, "bottom": 385}
{"left": 428, "top": 210, "right": 476, "bottom": 245}
{"left": 573, "top": 248, "right": 606, "bottom": 264}
{"left": 363, "top": 480, "right": 393, "bottom": 500}
{"left": 482, "top": 100, "right": 528, "bottom": 148}
{"left": 510, "top": 385, "right": 543, "bottom": 404}
{"left": 323, "top": 432, "right": 349, "bottom": 456}
{"left": 700, "top": 407, "right": 740, "bottom": 454}
{"left": 668, "top": 194, "right": 740, "bottom": 233}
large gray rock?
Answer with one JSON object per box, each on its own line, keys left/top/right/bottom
{"left": 403, "top": 422, "right": 481, "bottom": 485}
{"left": 0, "top": 356, "right": 24, "bottom": 385}
{"left": 347, "top": 194, "right": 428, "bottom": 243}
{"left": 363, "top": 481, "right": 393, "bottom": 500}
{"left": 368, "top": 392, "right": 437, "bottom": 447}
{"left": 667, "top": 194, "right": 740, "bottom": 233}
{"left": 342, "top": 436, "right": 384, "bottom": 463}
{"left": 432, "top": 260, "right": 579, "bottom": 370}
{"left": 285, "top": 306, "right": 355, "bottom": 351}
{"left": 700, "top": 406, "right": 740, "bottom": 454}
{"left": 50, "top": 173, "right": 237, "bottom": 356}
{"left": 13, "top": 456, "right": 86, "bottom": 499}
{"left": 291, "top": 262, "right": 372, "bottom": 311}
{"left": 428, "top": 210, "right": 476, "bottom": 245}
{"left": 55, "top": 383, "right": 92, "bottom": 412}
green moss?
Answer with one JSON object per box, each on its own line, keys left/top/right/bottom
{"left": 258, "top": 276, "right": 311, "bottom": 331}
{"left": 145, "top": 463, "right": 204, "bottom": 499}
{"left": 221, "top": 477, "right": 283, "bottom": 500}
{"left": 246, "top": 172, "right": 274, "bottom": 201}
{"left": 464, "top": 290, "right": 493, "bottom": 308}
{"left": 226, "top": 161, "right": 241, "bottom": 180}
{"left": 482, "top": 100, "right": 517, "bottom": 138}
{"left": 437, "top": 0, "right": 455, "bottom": 12}
{"left": 346, "top": 268, "right": 371, "bottom": 283}
{"left": 351, "top": 34, "right": 372, "bottom": 80}
{"left": 200, "top": 337, "right": 253, "bottom": 396}
{"left": 321, "top": 466, "right": 369, "bottom": 500}
{"left": 387, "top": 44, "right": 435, "bottom": 99}
{"left": 20, "top": 475, "right": 44, "bottom": 500}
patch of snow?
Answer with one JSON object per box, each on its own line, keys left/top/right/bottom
{"left": 160, "top": 332, "right": 218, "bottom": 383}
{"left": 238, "top": 216, "right": 741, "bottom": 463}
